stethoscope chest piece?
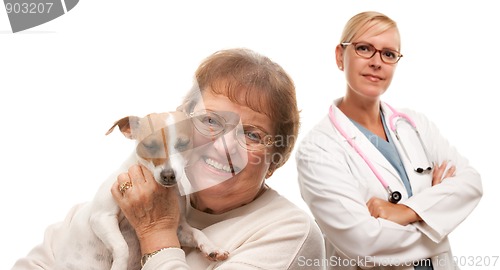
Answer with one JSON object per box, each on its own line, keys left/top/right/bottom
{"left": 388, "top": 190, "right": 402, "bottom": 204}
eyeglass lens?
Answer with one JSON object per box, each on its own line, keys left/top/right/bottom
{"left": 190, "top": 110, "right": 271, "bottom": 151}
{"left": 353, "top": 43, "right": 401, "bottom": 64}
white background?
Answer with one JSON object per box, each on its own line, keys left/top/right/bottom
{"left": 1, "top": 1, "right": 498, "bottom": 269}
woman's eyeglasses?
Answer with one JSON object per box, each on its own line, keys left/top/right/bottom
{"left": 341, "top": 42, "right": 403, "bottom": 64}
{"left": 189, "top": 109, "right": 275, "bottom": 152}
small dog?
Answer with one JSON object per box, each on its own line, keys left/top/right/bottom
{"left": 52, "top": 112, "right": 228, "bottom": 270}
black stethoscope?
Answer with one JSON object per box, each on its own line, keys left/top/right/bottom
{"left": 328, "top": 103, "right": 433, "bottom": 204}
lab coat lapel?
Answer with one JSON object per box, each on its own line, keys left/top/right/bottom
{"left": 331, "top": 101, "right": 404, "bottom": 191}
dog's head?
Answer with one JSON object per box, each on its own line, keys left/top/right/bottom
{"left": 106, "top": 111, "right": 193, "bottom": 187}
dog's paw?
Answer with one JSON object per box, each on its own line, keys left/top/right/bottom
{"left": 206, "top": 250, "right": 229, "bottom": 261}
{"left": 198, "top": 243, "right": 229, "bottom": 261}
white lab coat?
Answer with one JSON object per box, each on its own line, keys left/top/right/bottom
{"left": 296, "top": 99, "right": 482, "bottom": 270}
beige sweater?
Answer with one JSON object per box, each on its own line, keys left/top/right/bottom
{"left": 12, "top": 188, "right": 326, "bottom": 270}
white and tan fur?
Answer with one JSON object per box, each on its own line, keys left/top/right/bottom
{"left": 52, "top": 112, "right": 228, "bottom": 270}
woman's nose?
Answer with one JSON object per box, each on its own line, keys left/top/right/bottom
{"left": 369, "top": 52, "right": 382, "bottom": 70}
{"left": 213, "top": 128, "right": 240, "bottom": 155}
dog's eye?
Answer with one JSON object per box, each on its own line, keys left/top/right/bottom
{"left": 141, "top": 141, "right": 161, "bottom": 152}
{"left": 137, "top": 139, "right": 168, "bottom": 159}
{"left": 175, "top": 135, "right": 190, "bottom": 151}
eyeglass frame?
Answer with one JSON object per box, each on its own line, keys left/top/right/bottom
{"left": 188, "top": 109, "right": 276, "bottom": 152}
{"left": 341, "top": 42, "right": 403, "bottom": 64}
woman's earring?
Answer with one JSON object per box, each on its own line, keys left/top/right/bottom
{"left": 266, "top": 170, "right": 273, "bottom": 178}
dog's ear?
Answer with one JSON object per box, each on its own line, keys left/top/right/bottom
{"left": 105, "top": 116, "right": 140, "bottom": 139}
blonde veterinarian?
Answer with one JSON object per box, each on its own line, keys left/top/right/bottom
{"left": 296, "top": 11, "right": 482, "bottom": 270}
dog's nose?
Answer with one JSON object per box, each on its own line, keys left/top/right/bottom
{"left": 160, "top": 169, "right": 177, "bottom": 187}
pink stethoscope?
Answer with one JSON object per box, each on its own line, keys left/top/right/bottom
{"left": 328, "top": 103, "right": 433, "bottom": 204}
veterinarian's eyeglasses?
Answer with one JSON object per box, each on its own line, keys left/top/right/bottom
{"left": 341, "top": 42, "right": 403, "bottom": 64}
{"left": 189, "top": 110, "right": 275, "bottom": 152}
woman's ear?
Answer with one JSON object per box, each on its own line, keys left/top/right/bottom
{"left": 265, "top": 169, "right": 274, "bottom": 179}
{"left": 265, "top": 162, "right": 277, "bottom": 179}
{"left": 335, "top": 44, "right": 345, "bottom": 71}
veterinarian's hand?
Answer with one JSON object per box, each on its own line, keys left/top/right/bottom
{"left": 432, "top": 160, "right": 456, "bottom": 186}
{"left": 111, "top": 164, "right": 181, "bottom": 253}
{"left": 366, "top": 197, "right": 421, "bottom": 226}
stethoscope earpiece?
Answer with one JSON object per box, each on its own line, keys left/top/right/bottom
{"left": 388, "top": 190, "right": 402, "bottom": 204}
{"left": 415, "top": 167, "right": 432, "bottom": 174}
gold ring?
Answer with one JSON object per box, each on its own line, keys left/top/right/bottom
{"left": 119, "top": 181, "right": 133, "bottom": 193}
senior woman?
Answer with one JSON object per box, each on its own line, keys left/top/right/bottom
{"left": 12, "top": 48, "right": 325, "bottom": 269}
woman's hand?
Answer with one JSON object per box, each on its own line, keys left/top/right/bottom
{"left": 366, "top": 197, "right": 420, "bottom": 226}
{"left": 432, "top": 160, "right": 456, "bottom": 186}
{"left": 111, "top": 164, "right": 181, "bottom": 253}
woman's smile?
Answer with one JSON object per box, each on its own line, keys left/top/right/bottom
{"left": 203, "top": 156, "right": 234, "bottom": 174}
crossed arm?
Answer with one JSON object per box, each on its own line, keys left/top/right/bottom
{"left": 366, "top": 161, "right": 456, "bottom": 226}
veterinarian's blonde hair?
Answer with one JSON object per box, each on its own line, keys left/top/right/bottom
{"left": 340, "top": 11, "right": 401, "bottom": 49}
{"left": 180, "top": 48, "right": 299, "bottom": 171}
